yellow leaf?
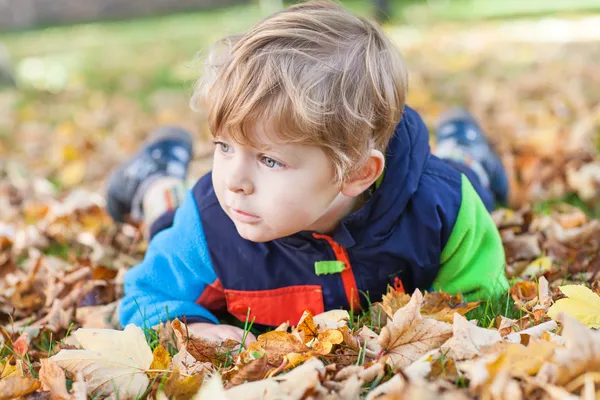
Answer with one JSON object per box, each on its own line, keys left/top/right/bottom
{"left": 312, "top": 329, "right": 343, "bottom": 355}
{"left": 0, "top": 376, "right": 41, "bottom": 399}
{"left": 59, "top": 160, "right": 87, "bottom": 188}
{"left": 163, "top": 368, "right": 203, "bottom": 400}
{"left": 522, "top": 256, "right": 553, "bottom": 277}
{"left": 296, "top": 310, "right": 319, "bottom": 344}
{"left": 243, "top": 331, "right": 309, "bottom": 368}
{"left": 547, "top": 285, "right": 600, "bottom": 328}
{"left": 1, "top": 358, "right": 21, "bottom": 379}
{"left": 148, "top": 345, "right": 171, "bottom": 378}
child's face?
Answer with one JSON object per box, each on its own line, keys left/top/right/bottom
{"left": 211, "top": 127, "right": 349, "bottom": 242}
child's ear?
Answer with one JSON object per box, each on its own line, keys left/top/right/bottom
{"left": 341, "top": 149, "right": 385, "bottom": 198}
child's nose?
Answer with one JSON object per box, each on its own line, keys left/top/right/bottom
{"left": 226, "top": 163, "right": 255, "bottom": 195}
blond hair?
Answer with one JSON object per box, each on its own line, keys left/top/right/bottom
{"left": 191, "top": 0, "right": 408, "bottom": 182}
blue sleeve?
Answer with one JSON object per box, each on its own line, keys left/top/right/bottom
{"left": 118, "top": 190, "right": 220, "bottom": 327}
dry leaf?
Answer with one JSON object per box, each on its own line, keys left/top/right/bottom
{"left": 163, "top": 368, "right": 204, "bottom": 400}
{"left": 171, "top": 345, "right": 212, "bottom": 376}
{"left": 148, "top": 344, "right": 171, "bottom": 378}
{"left": 552, "top": 314, "right": 600, "bottom": 387}
{"left": 378, "top": 289, "right": 453, "bottom": 369}
{"left": 547, "top": 285, "right": 600, "bottom": 328}
{"left": 39, "top": 358, "right": 71, "bottom": 400}
{"left": 244, "top": 330, "right": 310, "bottom": 368}
{"left": 50, "top": 324, "right": 153, "bottom": 399}
{"left": 12, "top": 332, "right": 28, "bottom": 357}
{"left": 227, "top": 355, "right": 268, "bottom": 387}
{"left": 172, "top": 319, "right": 238, "bottom": 364}
{"left": 441, "top": 313, "right": 502, "bottom": 361}
{"left": 376, "top": 289, "right": 479, "bottom": 323}
{"left": 0, "top": 375, "right": 41, "bottom": 400}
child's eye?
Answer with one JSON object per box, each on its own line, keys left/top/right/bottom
{"left": 214, "top": 140, "right": 232, "bottom": 153}
{"left": 261, "top": 156, "right": 285, "bottom": 169}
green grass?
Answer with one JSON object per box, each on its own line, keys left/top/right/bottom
{"left": 1, "top": 0, "right": 599, "bottom": 101}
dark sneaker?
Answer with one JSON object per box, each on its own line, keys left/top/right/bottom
{"left": 435, "top": 109, "right": 509, "bottom": 204}
{"left": 106, "top": 126, "right": 193, "bottom": 223}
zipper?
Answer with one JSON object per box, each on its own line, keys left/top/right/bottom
{"left": 312, "top": 233, "right": 361, "bottom": 312}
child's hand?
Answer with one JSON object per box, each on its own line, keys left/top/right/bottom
{"left": 187, "top": 322, "right": 257, "bottom": 347}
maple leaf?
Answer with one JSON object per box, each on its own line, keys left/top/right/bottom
{"left": 378, "top": 289, "right": 453, "bottom": 369}
{"left": 39, "top": 358, "right": 72, "bottom": 400}
{"left": 375, "top": 288, "right": 479, "bottom": 323}
{"left": 50, "top": 324, "right": 153, "bottom": 399}
{"left": 440, "top": 313, "right": 502, "bottom": 361}
{"left": 295, "top": 310, "right": 343, "bottom": 355}
{"left": 547, "top": 285, "right": 600, "bottom": 328}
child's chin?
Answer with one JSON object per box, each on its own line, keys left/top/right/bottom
{"left": 234, "top": 224, "right": 275, "bottom": 243}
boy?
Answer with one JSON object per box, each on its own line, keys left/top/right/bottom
{"left": 108, "top": 1, "right": 509, "bottom": 343}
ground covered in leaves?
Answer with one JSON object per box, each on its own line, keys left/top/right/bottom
{"left": 0, "top": 9, "right": 600, "bottom": 400}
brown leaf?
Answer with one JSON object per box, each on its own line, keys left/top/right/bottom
{"left": 378, "top": 288, "right": 411, "bottom": 319}
{"left": 39, "top": 358, "right": 71, "bottom": 400}
{"left": 296, "top": 310, "right": 320, "bottom": 344}
{"left": 375, "top": 288, "right": 479, "bottom": 322}
{"left": 378, "top": 289, "right": 453, "bottom": 369}
{"left": 420, "top": 292, "right": 480, "bottom": 323}
{"left": 0, "top": 375, "right": 41, "bottom": 400}
{"left": 171, "top": 319, "right": 237, "bottom": 364}
{"left": 227, "top": 355, "right": 268, "bottom": 387}
{"left": 503, "top": 234, "right": 541, "bottom": 263}
{"left": 245, "top": 330, "right": 310, "bottom": 368}
{"left": 510, "top": 281, "right": 538, "bottom": 307}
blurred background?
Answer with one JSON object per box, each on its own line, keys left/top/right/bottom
{"left": 0, "top": 0, "right": 599, "bottom": 216}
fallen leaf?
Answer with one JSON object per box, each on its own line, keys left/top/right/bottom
{"left": 378, "top": 289, "right": 453, "bottom": 369}
{"left": 163, "top": 368, "right": 204, "bottom": 400}
{"left": 12, "top": 332, "right": 29, "bottom": 357}
{"left": 171, "top": 345, "right": 212, "bottom": 376}
{"left": 522, "top": 256, "right": 553, "bottom": 277}
{"left": 420, "top": 291, "right": 480, "bottom": 323}
{"left": 312, "top": 309, "right": 350, "bottom": 330}
{"left": 375, "top": 289, "right": 479, "bottom": 322}
{"left": 50, "top": 324, "right": 153, "bottom": 399}
{"left": 0, "top": 375, "right": 41, "bottom": 400}
{"left": 510, "top": 281, "right": 538, "bottom": 307}
{"left": 71, "top": 371, "right": 88, "bottom": 400}
{"left": 441, "top": 313, "right": 502, "bottom": 361}
{"left": 39, "top": 358, "right": 71, "bottom": 400}
{"left": 227, "top": 355, "right": 268, "bottom": 387}
{"left": 244, "top": 330, "right": 310, "bottom": 367}
{"left": 552, "top": 314, "right": 600, "bottom": 387}
{"left": 148, "top": 344, "right": 171, "bottom": 378}
{"left": 172, "top": 319, "right": 237, "bottom": 364}
{"left": 547, "top": 285, "right": 600, "bottom": 328}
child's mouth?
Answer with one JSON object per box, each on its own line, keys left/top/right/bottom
{"left": 231, "top": 208, "right": 261, "bottom": 222}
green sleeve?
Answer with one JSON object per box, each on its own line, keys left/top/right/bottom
{"left": 432, "top": 174, "right": 509, "bottom": 301}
